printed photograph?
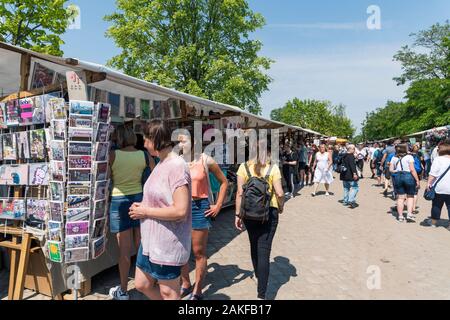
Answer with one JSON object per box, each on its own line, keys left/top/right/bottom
{"left": 68, "top": 195, "right": 91, "bottom": 209}
{"left": 65, "top": 234, "right": 89, "bottom": 249}
{"left": 69, "top": 141, "right": 92, "bottom": 156}
{"left": 69, "top": 155, "right": 92, "bottom": 169}
{"left": 32, "top": 95, "right": 45, "bottom": 124}
{"left": 50, "top": 140, "right": 66, "bottom": 161}
{"left": 48, "top": 226, "right": 63, "bottom": 242}
{"left": 48, "top": 98, "right": 66, "bottom": 120}
{"left": 68, "top": 169, "right": 91, "bottom": 182}
{"left": 69, "top": 114, "right": 93, "bottom": 129}
{"left": 0, "top": 199, "right": 15, "bottom": 219}
{"left": 50, "top": 181, "right": 64, "bottom": 201}
{"left": 29, "top": 163, "right": 49, "bottom": 185}
{"left": 31, "top": 62, "right": 55, "bottom": 89}
{"left": 51, "top": 120, "right": 67, "bottom": 141}
{"left": 69, "top": 100, "right": 94, "bottom": 116}
{"left": 94, "top": 180, "right": 108, "bottom": 200}
{"left": 95, "top": 123, "right": 109, "bottom": 142}
{"left": 16, "top": 131, "right": 31, "bottom": 159}
{"left": 13, "top": 199, "right": 26, "bottom": 220}
{"left": 124, "top": 96, "right": 136, "bottom": 118}
{"left": 66, "top": 208, "right": 90, "bottom": 222}
{"left": 7, "top": 165, "right": 29, "bottom": 185}
{"left": 95, "top": 142, "right": 109, "bottom": 161}
{"left": 94, "top": 161, "right": 108, "bottom": 181}
{"left": 93, "top": 200, "right": 106, "bottom": 220}
{"left": 92, "top": 218, "right": 106, "bottom": 239}
{"left": 19, "top": 98, "right": 34, "bottom": 126}
{"left": 50, "top": 161, "right": 65, "bottom": 182}
{"left": 6, "top": 100, "right": 20, "bottom": 126}
{"left": 65, "top": 248, "right": 89, "bottom": 263}
{"left": 49, "top": 201, "right": 64, "bottom": 222}
{"left": 48, "top": 241, "right": 63, "bottom": 263}
{"left": 3, "top": 133, "right": 17, "bottom": 160}
{"left": 26, "top": 199, "right": 48, "bottom": 222}
{"left": 92, "top": 236, "right": 105, "bottom": 259}
{"left": 66, "top": 221, "right": 90, "bottom": 236}
{"left": 30, "top": 129, "right": 46, "bottom": 160}
{"left": 69, "top": 127, "right": 93, "bottom": 139}
{"left": 96, "top": 102, "right": 111, "bottom": 123}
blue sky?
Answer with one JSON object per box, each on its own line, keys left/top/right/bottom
{"left": 61, "top": 0, "right": 450, "bottom": 132}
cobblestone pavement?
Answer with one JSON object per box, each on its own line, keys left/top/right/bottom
{"left": 2, "top": 167, "right": 450, "bottom": 300}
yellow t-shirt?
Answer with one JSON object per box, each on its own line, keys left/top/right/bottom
{"left": 111, "top": 150, "right": 147, "bottom": 196}
{"left": 237, "top": 162, "right": 282, "bottom": 208}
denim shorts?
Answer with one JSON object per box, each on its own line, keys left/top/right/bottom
{"left": 393, "top": 172, "right": 416, "bottom": 196}
{"left": 136, "top": 244, "right": 181, "bottom": 280}
{"left": 192, "top": 198, "right": 212, "bottom": 230}
{"left": 109, "top": 193, "right": 142, "bottom": 233}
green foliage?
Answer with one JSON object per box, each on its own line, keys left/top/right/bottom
{"left": 361, "top": 22, "right": 450, "bottom": 141}
{"left": 105, "top": 0, "right": 273, "bottom": 114}
{"left": 0, "top": 0, "right": 78, "bottom": 56}
{"left": 270, "top": 98, "right": 355, "bottom": 138}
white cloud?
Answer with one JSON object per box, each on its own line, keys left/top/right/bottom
{"left": 260, "top": 44, "right": 406, "bottom": 132}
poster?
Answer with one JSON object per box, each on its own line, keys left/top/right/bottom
{"left": 141, "top": 99, "right": 150, "bottom": 120}
{"left": 31, "top": 63, "right": 55, "bottom": 89}
{"left": 125, "top": 97, "right": 136, "bottom": 118}
{"left": 108, "top": 92, "right": 120, "bottom": 117}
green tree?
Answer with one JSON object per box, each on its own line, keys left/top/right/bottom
{"left": 0, "top": 0, "right": 78, "bottom": 56}
{"left": 105, "top": 0, "right": 272, "bottom": 114}
{"left": 270, "top": 98, "right": 355, "bottom": 138}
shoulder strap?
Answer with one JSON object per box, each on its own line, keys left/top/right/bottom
{"left": 433, "top": 164, "right": 450, "bottom": 189}
{"left": 264, "top": 164, "right": 274, "bottom": 180}
{"left": 143, "top": 150, "right": 150, "bottom": 166}
{"left": 244, "top": 162, "right": 252, "bottom": 178}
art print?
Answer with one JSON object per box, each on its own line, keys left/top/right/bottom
{"left": 67, "top": 183, "right": 90, "bottom": 195}
{"left": 108, "top": 92, "right": 120, "bottom": 117}
{"left": 66, "top": 221, "right": 89, "bottom": 236}
{"left": 69, "top": 142, "right": 92, "bottom": 156}
{"left": 94, "top": 180, "right": 108, "bottom": 201}
{"left": 6, "top": 100, "right": 20, "bottom": 126}
{"left": 51, "top": 120, "right": 66, "bottom": 140}
{"left": 7, "top": 165, "right": 29, "bottom": 185}
{"left": 92, "top": 236, "right": 105, "bottom": 259}
{"left": 50, "top": 161, "right": 65, "bottom": 182}
{"left": 68, "top": 195, "right": 90, "bottom": 209}
{"left": 65, "top": 234, "right": 89, "bottom": 249}
{"left": 50, "top": 140, "right": 65, "bottom": 161}
{"left": 31, "top": 63, "right": 55, "bottom": 89}
{"left": 66, "top": 208, "right": 90, "bottom": 222}
{"left": 50, "top": 182, "right": 64, "bottom": 201}
{"left": 68, "top": 169, "right": 91, "bottom": 182}
{"left": 29, "top": 163, "right": 49, "bottom": 185}
{"left": 0, "top": 199, "right": 15, "bottom": 219}
{"left": 65, "top": 248, "right": 89, "bottom": 263}
{"left": 19, "top": 98, "right": 34, "bottom": 126}
{"left": 26, "top": 199, "right": 48, "bottom": 222}
{"left": 92, "top": 218, "right": 106, "bottom": 238}
{"left": 94, "top": 161, "right": 108, "bottom": 181}
{"left": 16, "top": 131, "right": 30, "bottom": 159}
{"left": 95, "top": 123, "right": 109, "bottom": 142}
{"left": 69, "top": 115, "right": 93, "bottom": 129}
{"left": 125, "top": 97, "right": 136, "bottom": 118}
{"left": 49, "top": 201, "right": 64, "bottom": 222}
{"left": 30, "top": 129, "right": 46, "bottom": 160}
{"left": 94, "top": 200, "right": 106, "bottom": 219}
{"left": 69, "top": 100, "right": 94, "bottom": 116}
{"left": 48, "top": 98, "right": 66, "bottom": 120}
{"left": 96, "top": 103, "right": 111, "bottom": 123}
{"left": 95, "top": 142, "right": 109, "bottom": 161}
{"left": 68, "top": 127, "right": 93, "bottom": 139}
{"left": 68, "top": 155, "right": 92, "bottom": 169}
{"left": 48, "top": 241, "right": 63, "bottom": 263}
{"left": 13, "top": 200, "right": 26, "bottom": 220}
{"left": 32, "top": 95, "right": 45, "bottom": 124}
{"left": 3, "top": 133, "right": 17, "bottom": 160}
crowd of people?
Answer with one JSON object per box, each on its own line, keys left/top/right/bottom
{"left": 105, "top": 120, "right": 450, "bottom": 301}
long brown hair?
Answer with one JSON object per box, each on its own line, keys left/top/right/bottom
{"left": 254, "top": 140, "right": 272, "bottom": 176}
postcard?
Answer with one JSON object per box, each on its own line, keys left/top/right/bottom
{"left": 48, "top": 241, "right": 63, "bottom": 263}
{"left": 95, "top": 142, "right": 109, "bottom": 162}
{"left": 48, "top": 221, "right": 63, "bottom": 241}
{"left": 96, "top": 103, "right": 111, "bottom": 123}
{"left": 0, "top": 199, "right": 15, "bottom": 219}
{"left": 19, "top": 98, "right": 34, "bottom": 126}
{"left": 66, "top": 208, "right": 90, "bottom": 222}
{"left": 66, "top": 220, "right": 90, "bottom": 236}
{"left": 95, "top": 123, "right": 109, "bottom": 143}
{"left": 69, "top": 100, "right": 94, "bottom": 116}
{"left": 48, "top": 98, "right": 66, "bottom": 120}
{"left": 32, "top": 95, "right": 45, "bottom": 124}
{"left": 12, "top": 199, "right": 26, "bottom": 220}
{"left": 7, "top": 165, "right": 29, "bottom": 185}
{"left": 68, "top": 169, "right": 91, "bottom": 182}
{"left": 67, "top": 183, "right": 91, "bottom": 195}
{"left": 30, "top": 129, "right": 46, "bottom": 160}
{"left": 94, "top": 180, "right": 108, "bottom": 201}
{"left": 29, "top": 163, "right": 49, "bottom": 185}
{"left": 68, "top": 141, "right": 92, "bottom": 156}
{"left": 16, "top": 131, "right": 31, "bottom": 159}
{"left": 92, "top": 236, "right": 105, "bottom": 259}
{"left": 94, "top": 161, "right": 108, "bottom": 181}
{"left": 50, "top": 161, "right": 66, "bottom": 182}
{"left": 0, "top": 165, "right": 10, "bottom": 184}
{"left": 0, "top": 103, "right": 6, "bottom": 127}
{"left": 69, "top": 114, "right": 93, "bottom": 129}
{"left": 51, "top": 120, "right": 66, "bottom": 140}
{"left": 48, "top": 220, "right": 62, "bottom": 230}
{"left": 68, "top": 127, "right": 93, "bottom": 139}
{"left": 0, "top": 199, "right": 4, "bottom": 216}
{"left": 3, "top": 133, "right": 17, "bottom": 160}
{"left": 93, "top": 200, "right": 106, "bottom": 220}
{"left": 65, "top": 234, "right": 89, "bottom": 249}
{"left": 67, "top": 195, "right": 91, "bottom": 209}
{"left": 49, "top": 181, "right": 64, "bottom": 201}
{"left": 49, "top": 201, "right": 64, "bottom": 222}
{"left": 68, "top": 155, "right": 92, "bottom": 169}
{"left": 92, "top": 218, "right": 106, "bottom": 238}
{"left": 125, "top": 97, "right": 136, "bottom": 118}
{"left": 6, "top": 100, "right": 20, "bottom": 126}
{"left": 65, "top": 248, "right": 89, "bottom": 263}
{"left": 49, "top": 140, "right": 65, "bottom": 161}
{"left": 26, "top": 199, "right": 48, "bottom": 222}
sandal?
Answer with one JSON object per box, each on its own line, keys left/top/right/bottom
{"left": 406, "top": 215, "right": 416, "bottom": 223}
{"left": 398, "top": 216, "right": 405, "bottom": 223}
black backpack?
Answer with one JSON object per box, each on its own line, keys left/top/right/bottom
{"left": 335, "top": 153, "right": 347, "bottom": 174}
{"left": 239, "top": 163, "right": 273, "bottom": 223}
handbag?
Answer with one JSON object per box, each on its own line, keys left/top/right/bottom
{"left": 141, "top": 151, "right": 152, "bottom": 186}
{"left": 424, "top": 164, "right": 450, "bottom": 201}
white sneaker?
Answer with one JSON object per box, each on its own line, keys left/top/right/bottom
{"left": 325, "top": 192, "right": 330, "bottom": 196}
{"left": 109, "top": 285, "right": 130, "bottom": 300}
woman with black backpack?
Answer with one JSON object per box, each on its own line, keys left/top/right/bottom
{"left": 235, "top": 139, "right": 285, "bottom": 300}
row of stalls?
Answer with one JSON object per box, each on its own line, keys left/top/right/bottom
{"left": 0, "top": 41, "right": 324, "bottom": 299}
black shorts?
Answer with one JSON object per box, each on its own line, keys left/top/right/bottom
{"left": 298, "top": 162, "right": 307, "bottom": 170}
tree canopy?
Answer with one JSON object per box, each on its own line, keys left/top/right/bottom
{"left": 105, "top": 0, "right": 273, "bottom": 114}
{"left": 0, "top": 0, "right": 78, "bottom": 56}
{"left": 270, "top": 98, "right": 355, "bottom": 138}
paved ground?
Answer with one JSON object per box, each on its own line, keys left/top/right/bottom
{"left": 2, "top": 165, "right": 450, "bottom": 300}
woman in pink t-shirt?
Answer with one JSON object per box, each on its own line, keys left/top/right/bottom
{"left": 129, "top": 120, "right": 192, "bottom": 300}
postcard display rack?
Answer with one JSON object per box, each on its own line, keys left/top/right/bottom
{"left": 0, "top": 97, "right": 111, "bottom": 266}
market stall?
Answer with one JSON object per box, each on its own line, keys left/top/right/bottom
{"left": 0, "top": 41, "right": 323, "bottom": 299}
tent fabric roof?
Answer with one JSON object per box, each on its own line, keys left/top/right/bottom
{"left": 0, "top": 41, "right": 324, "bottom": 137}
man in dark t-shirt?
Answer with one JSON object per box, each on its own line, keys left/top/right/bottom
{"left": 282, "top": 144, "right": 298, "bottom": 198}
